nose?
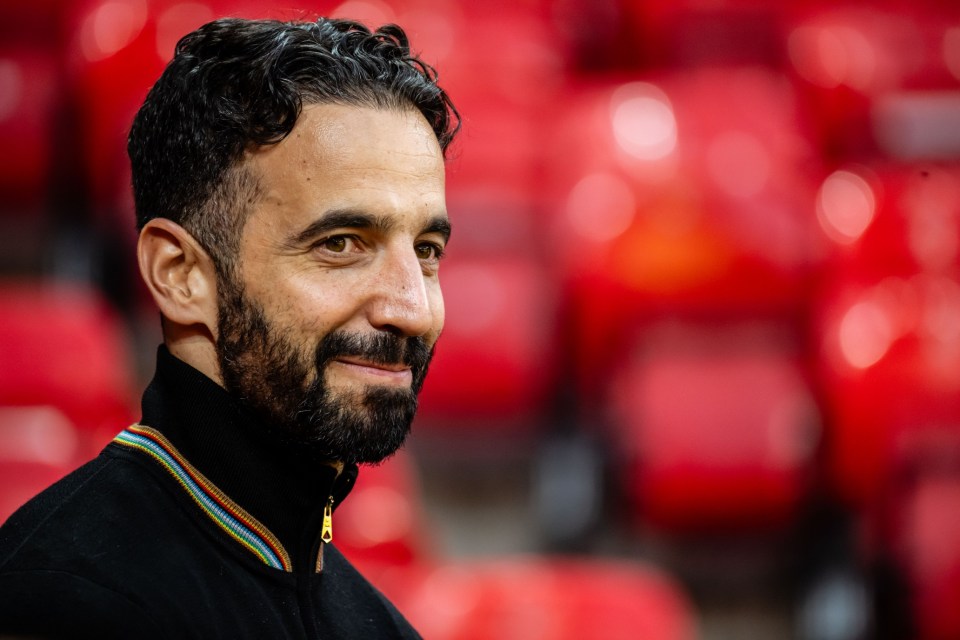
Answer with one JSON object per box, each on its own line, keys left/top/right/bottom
{"left": 366, "top": 246, "right": 437, "bottom": 338}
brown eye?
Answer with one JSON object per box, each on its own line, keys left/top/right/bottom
{"left": 415, "top": 242, "right": 444, "bottom": 261}
{"left": 323, "top": 236, "right": 348, "bottom": 252}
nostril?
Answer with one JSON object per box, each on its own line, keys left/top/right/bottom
{"left": 380, "top": 324, "right": 406, "bottom": 338}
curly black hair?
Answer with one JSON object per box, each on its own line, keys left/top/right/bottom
{"left": 127, "top": 17, "right": 459, "bottom": 274}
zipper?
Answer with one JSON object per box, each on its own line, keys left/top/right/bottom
{"left": 314, "top": 462, "right": 348, "bottom": 574}
{"left": 321, "top": 496, "right": 334, "bottom": 543}
{"left": 315, "top": 495, "right": 335, "bottom": 573}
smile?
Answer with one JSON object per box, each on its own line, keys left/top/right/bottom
{"left": 329, "top": 357, "right": 413, "bottom": 385}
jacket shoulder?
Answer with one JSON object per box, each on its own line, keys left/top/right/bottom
{"left": 0, "top": 451, "right": 170, "bottom": 638}
{"left": 0, "top": 567, "right": 165, "bottom": 639}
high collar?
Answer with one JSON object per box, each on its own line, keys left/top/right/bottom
{"left": 139, "top": 345, "right": 358, "bottom": 568}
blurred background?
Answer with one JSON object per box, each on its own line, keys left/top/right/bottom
{"left": 2, "top": 0, "right": 960, "bottom": 638}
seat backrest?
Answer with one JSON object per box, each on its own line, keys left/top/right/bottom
{"left": 0, "top": 281, "right": 137, "bottom": 455}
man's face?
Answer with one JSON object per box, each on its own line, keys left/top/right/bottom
{"left": 215, "top": 103, "right": 448, "bottom": 464}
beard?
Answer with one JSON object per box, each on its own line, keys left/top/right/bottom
{"left": 214, "top": 274, "right": 433, "bottom": 465}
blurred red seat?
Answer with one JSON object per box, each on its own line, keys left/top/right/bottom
{"left": 333, "top": 449, "right": 434, "bottom": 570}
{"left": 369, "top": 556, "right": 698, "bottom": 640}
{"left": 338, "top": 450, "right": 700, "bottom": 639}
{"left": 814, "top": 162, "right": 960, "bottom": 639}
{"left": 608, "top": 323, "right": 818, "bottom": 532}
{"left": 0, "top": 281, "right": 138, "bottom": 458}
{"left": 544, "top": 69, "right": 823, "bottom": 431}
{"left": 61, "top": 0, "right": 221, "bottom": 305}
{"left": 64, "top": 0, "right": 217, "bottom": 232}
{"left": 0, "top": 406, "right": 81, "bottom": 522}
{"left": 784, "top": 1, "right": 960, "bottom": 160}
{"left": 336, "top": 429, "right": 700, "bottom": 640}
{"left": 814, "top": 163, "right": 960, "bottom": 508}
{"left": 546, "top": 68, "right": 822, "bottom": 311}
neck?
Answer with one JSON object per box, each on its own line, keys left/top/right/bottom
{"left": 139, "top": 345, "right": 357, "bottom": 566}
{"left": 163, "top": 328, "right": 224, "bottom": 388}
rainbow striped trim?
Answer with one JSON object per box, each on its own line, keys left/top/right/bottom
{"left": 114, "top": 425, "right": 292, "bottom": 572}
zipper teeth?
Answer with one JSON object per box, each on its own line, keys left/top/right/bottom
{"left": 315, "top": 543, "right": 324, "bottom": 573}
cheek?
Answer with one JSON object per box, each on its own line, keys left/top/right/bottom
{"left": 277, "top": 273, "right": 358, "bottom": 332}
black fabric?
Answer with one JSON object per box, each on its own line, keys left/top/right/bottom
{"left": 0, "top": 346, "right": 420, "bottom": 639}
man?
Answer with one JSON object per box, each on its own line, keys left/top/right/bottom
{"left": 0, "top": 16, "right": 458, "bottom": 639}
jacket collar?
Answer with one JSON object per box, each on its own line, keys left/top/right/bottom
{"left": 138, "top": 346, "right": 358, "bottom": 571}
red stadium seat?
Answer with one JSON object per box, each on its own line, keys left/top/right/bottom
{"left": 337, "top": 418, "right": 701, "bottom": 640}
{"left": 428, "top": 3, "right": 567, "bottom": 199}
{"left": 0, "top": 281, "right": 138, "bottom": 458}
{"left": 814, "top": 162, "right": 960, "bottom": 639}
{"left": 545, "top": 69, "right": 823, "bottom": 406}
{"left": 539, "top": 69, "right": 825, "bottom": 536}
{"left": 62, "top": 0, "right": 222, "bottom": 306}
{"left": 64, "top": 0, "right": 217, "bottom": 235}
{"left": 333, "top": 450, "right": 434, "bottom": 569}
{"left": 547, "top": 68, "right": 823, "bottom": 303}
{"left": 0, "top": 406, "right": 82, "bottom": 522}
{"left": 608, "top": 324, "right": 818, "bottom": 532}
{"left": 814, "top": 163, "right": 960, "bottom": 508}
{"left": 368, "top": 556, "right": 698, "bottom": 640}
{"left": 785, "top": 1, "right": 960, "bottom": 160}
{"left": 338, "top": 451, "right": 700, "bottom": 639}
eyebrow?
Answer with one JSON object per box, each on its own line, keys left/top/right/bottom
{"left": 424, "top": 216, "right": 453, "bottom": 243}
{"left": 287, "top": 208, "right": 452, "bottom": 247}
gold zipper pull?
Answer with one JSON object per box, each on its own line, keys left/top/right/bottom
{"left": 321, "top": 496, "right": 334, "bottom": 544}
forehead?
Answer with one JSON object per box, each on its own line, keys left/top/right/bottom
{"left": 242, "top": 103, "right": 447, "bottom": 237}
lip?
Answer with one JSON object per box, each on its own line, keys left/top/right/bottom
{"left": 330, "top": 357, "right": 412, "bottom": 384}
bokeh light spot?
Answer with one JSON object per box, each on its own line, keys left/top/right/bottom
{"left": 611, "top": 83, "right": 677, "bottom": 161}
{"left": 839, "top": 300, "right": 893, "bottom": 369}
{"left": 80, "top": 0, "right": 148, "bottom": 62}
{"left": 566, "top": 173, "right": 636, "bottom": 243}
{"left": 817, "top": 170, "right": 877, "bottom": 244}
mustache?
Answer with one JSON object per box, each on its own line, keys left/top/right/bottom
{"left": 314, "top": 330, "right": 433, "bottom": 387}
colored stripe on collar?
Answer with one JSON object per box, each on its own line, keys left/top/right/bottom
{"left": 114, "top": 424, "right": 292, "bottom": 572}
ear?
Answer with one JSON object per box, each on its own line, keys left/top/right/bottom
{"left": 137, "top": 218, "right": 219, "bottom": 339}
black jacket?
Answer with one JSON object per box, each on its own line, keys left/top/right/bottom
{"left": 0, "top": 346, "right": 421, "bottom": 639}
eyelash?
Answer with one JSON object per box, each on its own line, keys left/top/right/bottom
{"left": 316, "top": 235, "right": 446, "bottom": 262}
{"left": 416, "top": 241, "right": 446, "bottom": 262}
{"left": 318, "top": 235, "right": 356, "bottom": 253}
